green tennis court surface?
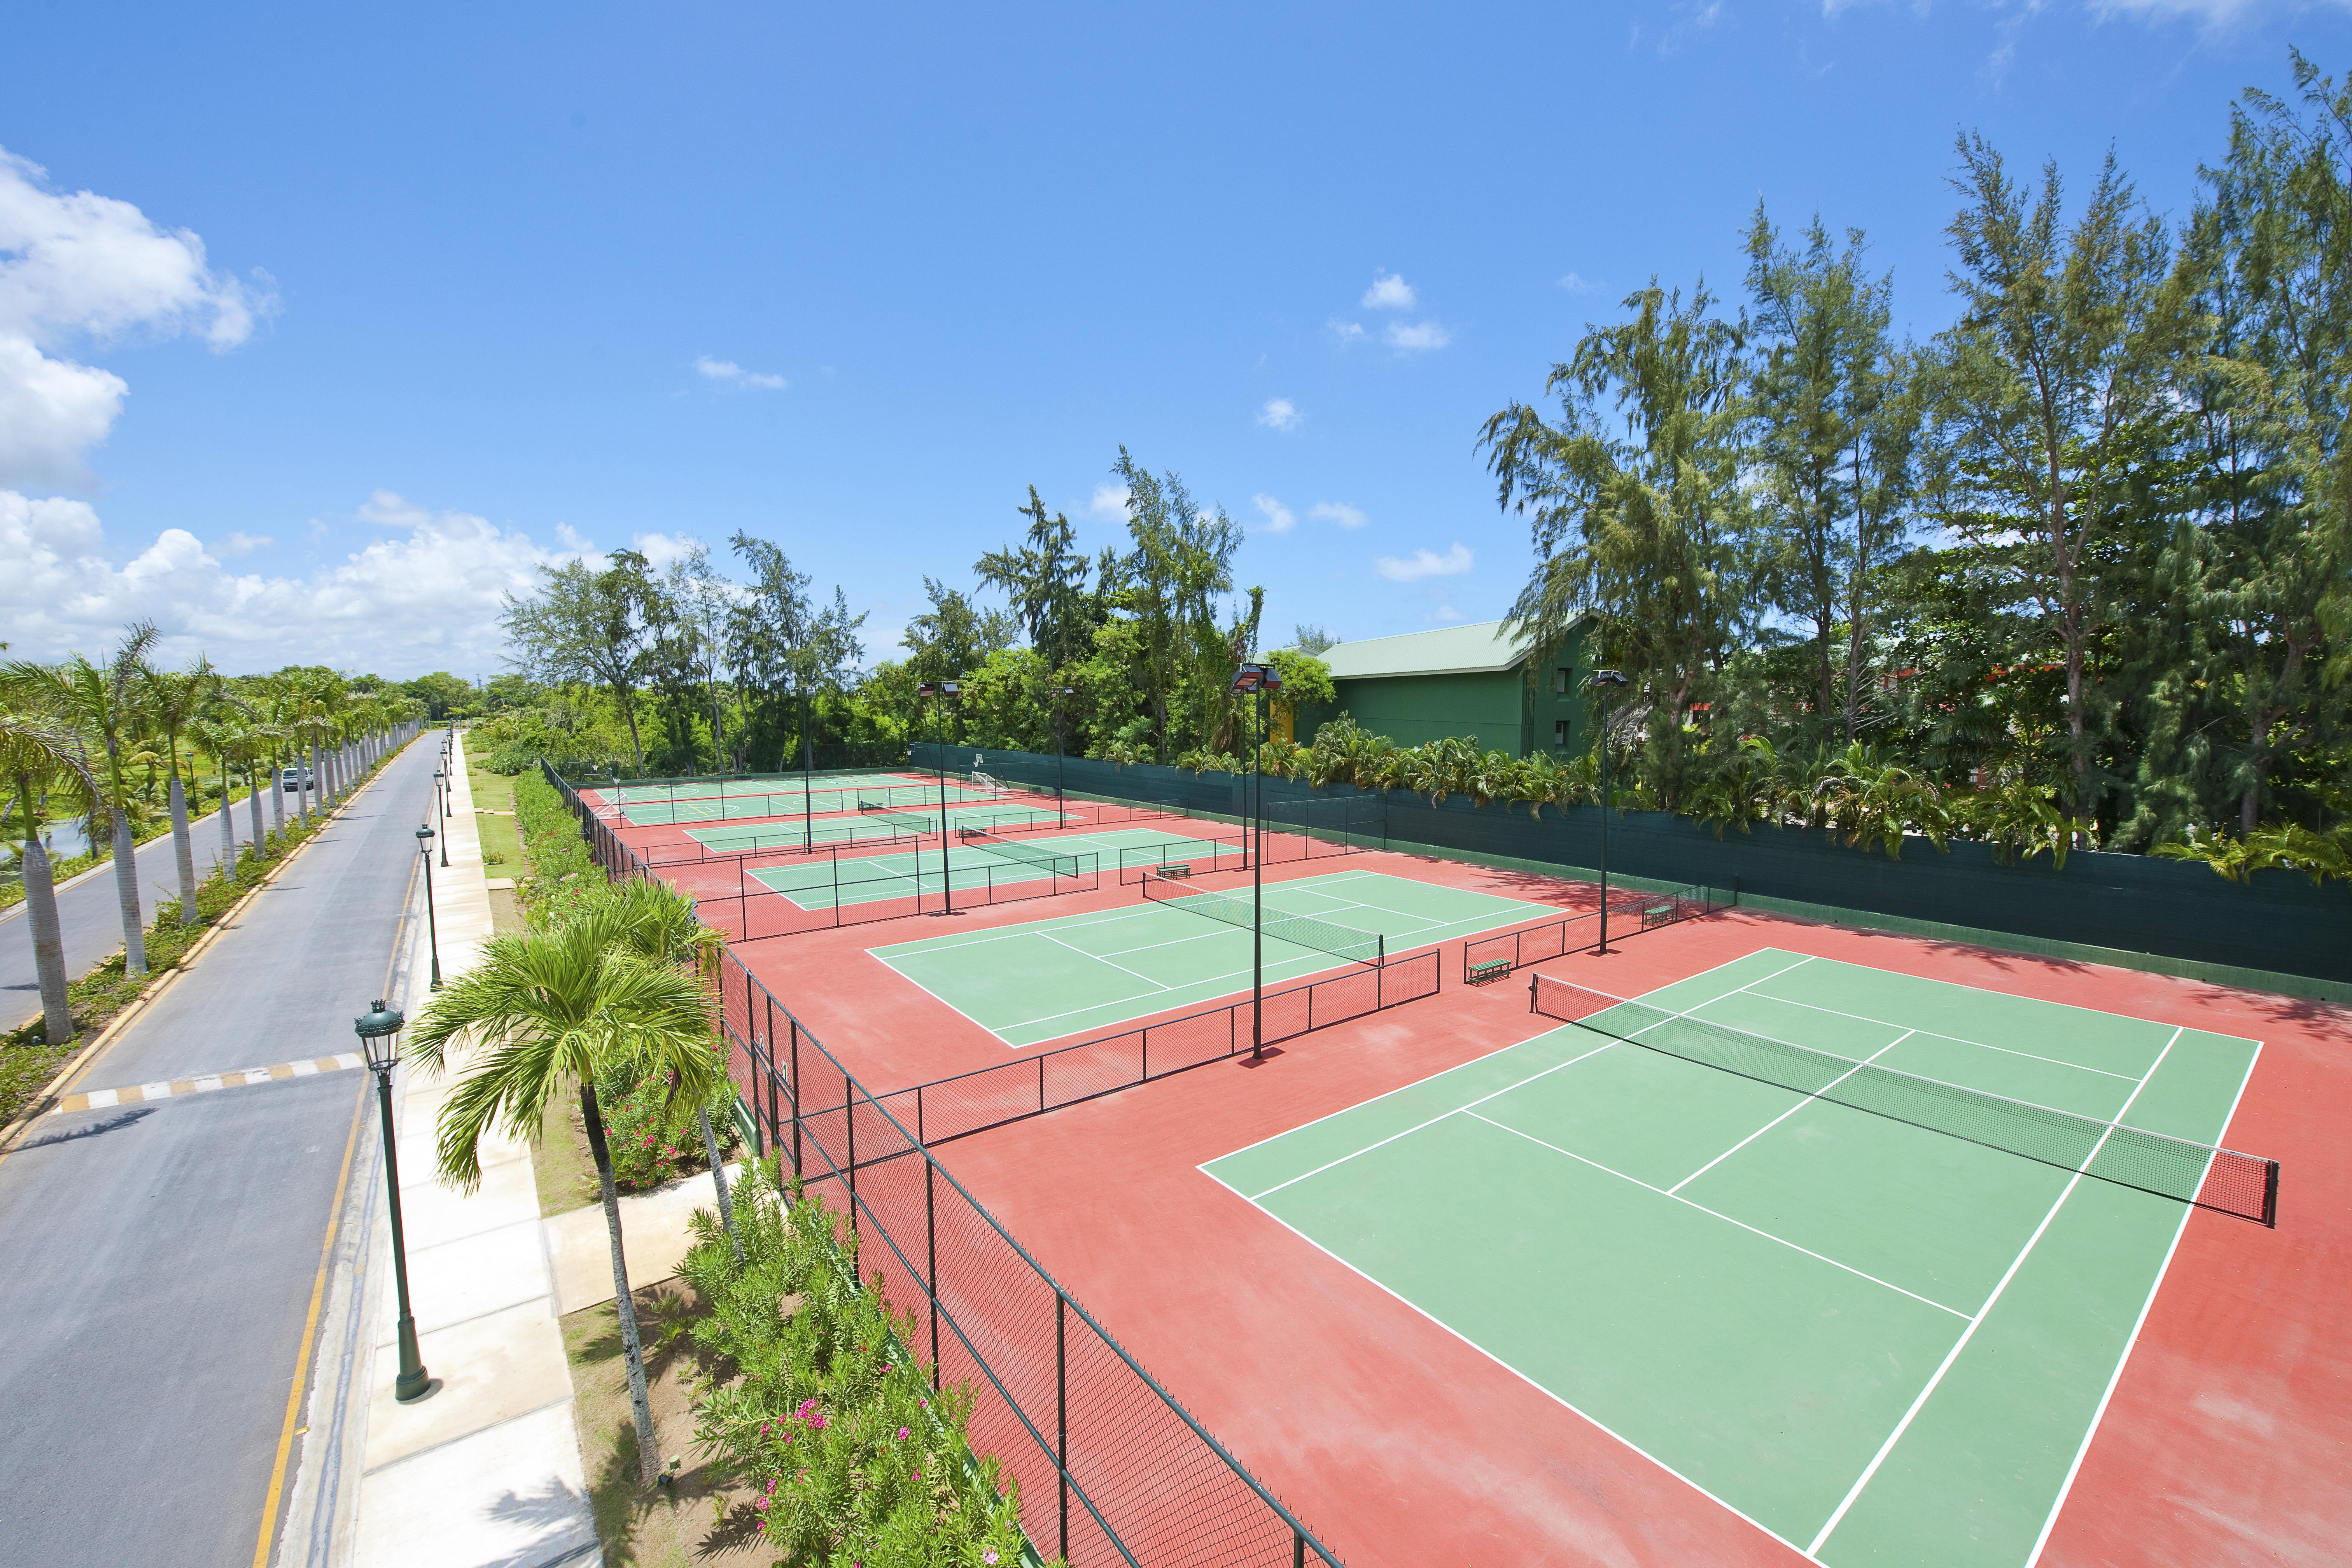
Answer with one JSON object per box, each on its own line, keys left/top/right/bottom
{"left": 611, "top": 771, "right": 916, "bottom": 802}
{"left": 1203, "top": 948, "right": 2261, "bottom": 1567}
{"left": 872, "top": 868, "right": 1562, "bottom": 1048}
{"left": 617, "top": 779, "right": 996, "bottom": 826}
{"left": 749, "top": 827, "right": 1218, "bottom": 909}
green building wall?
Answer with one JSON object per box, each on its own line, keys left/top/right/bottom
{"left": 1293, "top": 622, "right": 1596, "bottom": 759}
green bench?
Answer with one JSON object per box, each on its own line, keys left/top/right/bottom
{"left": 1468, "top": 959, "right": 1512, "bottom": 985}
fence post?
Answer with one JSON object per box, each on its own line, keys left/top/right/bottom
{"left": 790, "top": 1019, "right": 803, "bottom": 1181}
{"left": 1038, "top": 1053, "right": 1046, "bottom": 1114}
{"left": 926, "top": 1158, "right": 941, "bottom": 1390}
{"left": 1056, "top": 1293, "right": 1069, "bottom": 1563}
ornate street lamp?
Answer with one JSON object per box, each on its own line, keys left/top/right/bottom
{"left": 1588, "top": 670, "right": 1630, "bottom": 954}
{"left": 1230, "top": 662, "right": 1283, "bottom": 1059}
{"left": 916, "top": 681, "right": 962, "bottom": 912}
{"left": 416, "top": 823, "right": 442, "bottom": 988}
{"left": 354, "top": 999, "right": 436, "bottom": 1403}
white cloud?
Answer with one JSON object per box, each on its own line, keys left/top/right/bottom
{"left": 0, "top": 488, "right": 579, "bottom": 674}
{"left": 1383, "top": 320, "right": 1452, "bottom": 352}
{"left": 220, "top": 530, "right": 271, "bottom": 556}
{"left": 1657, "top": 0, "right": 1726, "bottom": 54}
{"left": 1558, "top": 272, "right": 1592, "bottom": 293}
{"left": 1089, "top": 483, "right": 1131, "bottom": 521}
{"left": 1374, "top": 543, "right": 1474, "bottom": 582}
{"left": 0, "top": 147, "right": 270, "bottom": 488}
{"left": 1309, "top": 501, "right": 1366, "bottom": 529}
{"left": 1252, "top": 494, "right": 1296, "bottom": 534}
{"left": 1361, "top": 271, "right": 1416, "bottom": 310}
{"left": 1431, "top": 604, "right": 1465, "bottom": 624}
{"left": 695, "top": 354, "right": 787, "bottom": 391}
{"left": 1327, "top": 318, "right": 1367, "bottom": 345}
{"left": 1256, "top": 397, "right": 1302, "bottom": 432}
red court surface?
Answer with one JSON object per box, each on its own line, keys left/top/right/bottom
{"left": 620, "top": 793, "right": 2351, "bottom": 1564}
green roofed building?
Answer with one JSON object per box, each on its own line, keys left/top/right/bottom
{"left": 1287, "top": 616, "right": 1597, "bottom": 758}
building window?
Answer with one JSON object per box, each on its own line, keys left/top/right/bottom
{"left": 1555, "top": 718, "right": 1572, "bottom": 747}
{"left": 1553, "top": 667, "right": 1572, "bottom": 693}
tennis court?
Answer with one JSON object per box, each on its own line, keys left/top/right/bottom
{"left": 748, "top": 826, "right": 1225, "bottom": 910}
{"left": 683, "top": 800, "right": 1066, "bottom": 855}
{"left": 871, "top": 868, "right": 1564, "bottom": 1048}
{"left": 1202, "top": 947, "right": 2265, "bottom": 1567}
{"left": 612, "top": 777, "right": 996, "bottom": 826}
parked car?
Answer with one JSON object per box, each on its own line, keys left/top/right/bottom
{"left": 281, "top": 766, "right": 315, "bottom": 793}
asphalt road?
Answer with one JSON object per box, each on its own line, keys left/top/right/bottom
{"left": 0, "top": 735, "right": 438, "bottom": 1568}
{"left": 0, "top": 756, "right": 393, "bottom": 1032}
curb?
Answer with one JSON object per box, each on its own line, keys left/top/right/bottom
{"left": 0, "top": 738, "right": 423, "bottom": 1162}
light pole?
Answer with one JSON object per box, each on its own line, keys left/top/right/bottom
{"left": 916, "top": 681, "right": 961, "bottom": 913}
{"left": 1053, "top": 686, "right": 1076, "bottom": 824}
{"left": 1230, "top": 662, "right": 1282, "bottom": 1059}
{"left": 1588, "top": 669, "right": 1629, "bottom": 955}
{"left": 354, "top": 999, "right": 436, "bottom": 1404}
{"left": 416, "top": 824, "right": 442, "bottom": 989}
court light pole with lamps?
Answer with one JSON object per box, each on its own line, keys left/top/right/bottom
{"left": 917, "top": 680, "right": 961, "bottom": 914}
{"left": 354, "top": 999, "right": 436, "bottom": 1403}
{"left": 416, "top": 823, "right": 443, "bottom": 988}
{"left": 1052, "top": 686, "right": 1076, "bottom": 824}
{"left": 1230, "top": 662, "right": 1282, "bottom": 1059}
{"left": 1587, "top": 669, "right": 1629, "bottom": 954}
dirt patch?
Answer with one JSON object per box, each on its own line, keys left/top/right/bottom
{"left": 561, "top": 1281, "right": 767, "bottom": 1567}
{"left": 535, "top": 1094, "right": 604, "bottom": 1216}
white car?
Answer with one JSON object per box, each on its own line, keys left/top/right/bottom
{"left": 281, "top": 766, "right": 315, "bottom": 793}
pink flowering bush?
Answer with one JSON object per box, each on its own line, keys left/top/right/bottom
{"left": 593, "top": 1046, "right": 736, "bottom": 1193}
{"left": 679, "top": 1158, "right": 1044, "bottom": 1566}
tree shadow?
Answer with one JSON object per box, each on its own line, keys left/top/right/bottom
{"left": 13, "top": 1106, "right": 156, "bottom": 1151}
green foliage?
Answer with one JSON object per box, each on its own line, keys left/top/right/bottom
{"left": 594, "top": 1047, "right": 737, "bottom": 1192}
{"left": 677, "top": 1161, "right": 1040, "bottom": 1567}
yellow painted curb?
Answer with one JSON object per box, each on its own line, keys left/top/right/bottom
{"left": 0, "top": 736, "right": 422, "bottom": 1162}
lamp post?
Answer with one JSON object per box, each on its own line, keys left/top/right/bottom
{"left": 355, "top": 999, "right": 436, "bottom": 1403}
{"left": 1230, "top": 663, "right": 1283, "bottom": 1059}
{"left": 1587, "top": 669, "right": 1629, "bottom": 954}
{"left": 916, "top": 681, "right": 961, "bottom": 913}
{"left": 416, "top": 824, "right": 442, "bottom": 989}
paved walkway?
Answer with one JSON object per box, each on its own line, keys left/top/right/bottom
{"left": 344, "top": 735, "right": 601, "bottom": 1568}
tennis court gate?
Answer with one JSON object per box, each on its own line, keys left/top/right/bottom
{"left": 544, "top": 764, "right": 1347, "bottom": 1567}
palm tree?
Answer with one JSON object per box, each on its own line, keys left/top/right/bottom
{"left": 8, "top": 623, "right": 161, "bottom": 976}
{"left": 149, "top": 657, "right": 226, "bottom": 919}
{"left": 408, "top": 908, "right": 723, "bottom": 1487}
{"left": 0, "top": 698, "right": 101, "bottom": 1044}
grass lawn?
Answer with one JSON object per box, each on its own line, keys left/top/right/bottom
{"left": 464, "top": 751, "right": 523, "bottom": 875}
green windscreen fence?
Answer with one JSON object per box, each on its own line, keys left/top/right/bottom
{"left": 911, "top": 743, "right": 2352, "bottom": 988}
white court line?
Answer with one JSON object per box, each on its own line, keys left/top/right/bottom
{"left": 1466, "top": 1111, "right": 1969, "bottom": 1318}
{"left": 2021, "top": 1031, "right": 2268, "bottom": 1568}
{"left": 1741, "top": 986, "right": 2146, "bottom": 1084}
{"left": 1804, "top": 1025, "right": 2188, "bottom": 1558}
{"left": 1667, "top": 1030, "right": 1916, "bottom": 1197}
{"left": 1035, "top": 929, "right": 1176, "bottom": 994}
{"left": 1246, "top": 953, "right": 1818, "bottom": 1202}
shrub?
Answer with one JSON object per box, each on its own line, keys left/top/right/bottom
{"left": 594, "top": 1047, "right": 738, "bottom": 1193}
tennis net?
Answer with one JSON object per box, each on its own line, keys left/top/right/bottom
{"left": 1143, "top": 874, "right": 1385, "bottom": 968}
{"left": 958, "top": 827, "right": 1082, "bottom": 878}
{"left": 858, "top": 800, "right": 934, "bottom": 836}
{"left": 1529, "top": 973, "right": 2280, "bottom": 1226}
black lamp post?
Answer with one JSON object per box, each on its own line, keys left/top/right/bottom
{"left": 916, "top": 680, "right": 961, "bottom": 913}
{"left": 1588, "top": 669, "right": 1630, "bottom": 954}
{"left": 1230, "top": 662, "right": 1283, "bottom": 1059}
{"left": 354, "top": 999, "right": 436, "bottom": 1403}
{"left": 416, "top": 823, "right": 442, "bottom": 988}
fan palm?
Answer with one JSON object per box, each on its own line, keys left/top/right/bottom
{"left": 407, "top": 908, "right": 723, "bottom": 1486}
{"left": 0, "top": 699, "right": 102, "bottom": 1044}
{"left": 7, "top": 623, "right": 161, "bottom": 975}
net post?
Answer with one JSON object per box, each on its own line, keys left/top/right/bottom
{"left": 1528, "top": 971, "right": 1538, "bottom": 1013}
{"left": 2264, "top": 1159, "right": 2280, "bottom": 1228}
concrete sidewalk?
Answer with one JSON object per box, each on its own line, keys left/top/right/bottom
{"left": 346, "top": 738, "right": 601, "bottom": 1568}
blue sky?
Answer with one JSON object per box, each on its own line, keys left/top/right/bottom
{"left": 3, "top": 1, "right": 2345, "bottom": 678}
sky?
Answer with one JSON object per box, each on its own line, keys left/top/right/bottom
{"left": 3, "top": 1, "right": 2347, "bottom": 680}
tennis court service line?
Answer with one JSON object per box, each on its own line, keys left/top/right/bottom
{"left": 1243, "top": 954, "right": 1818, "bottom": 1204}
{"left": 1803, "top": 1025, "right": 2186, "bottom": 1558}
{"left": 1666, "top": 1030, "right": 1917, "bottom": 1197}
{"left": 1734, "top": 986, "right": 2146, "bottom": 1085}
{"left": 1463, "top": 1110, "right": 1970, "bottom": 1318}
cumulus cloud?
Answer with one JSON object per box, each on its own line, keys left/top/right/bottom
{"left": 0, "top": 488, "right": 579, "bottom": 674}
{"left": 1252, "top": 494, "right": 1296, "bottom": 534}
{"left": 1309, "top": 501, "right": 1366, "bottom": 529}
{"left": 1256, "top": 397, "right": 1302, "bottom": 432}
{"left": 1361, "top": 271, "right": 1416, "bottom": 310}
{"left": 1383, "top": 320, "right": 1452, "bottom": 352}
{"left": 0, "top": 147, "right": 271, "bottom": 488}
{"left": 1327, "top": 318, "right": 1367, "bottom": 345}
{"left": 1374, "top": 543, "right": 1473, "bottom": 582}
{"left": 1089, "top": 483, "right": 1131, "bottom": 521}
{"left": 695, "top": 354, "right": 787, "bottom": 390}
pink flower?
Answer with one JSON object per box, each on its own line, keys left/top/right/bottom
{"left": 984, "top": 1553, "right": 998, "bottom": 1565}
{"left": 753, "top": 1496, "right": 768, "bottom": 1511}
{"left": 896, "top": 1427, "right": 910, "bottom": 1441}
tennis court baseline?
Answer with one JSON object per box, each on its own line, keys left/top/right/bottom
{"left": 872, "top": 868, "right": 1564, "bottom": 1048}
{"left": 1202, "top": 947, "right": 2263, "bottom": 1568}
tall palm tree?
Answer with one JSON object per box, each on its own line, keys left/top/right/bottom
{"left": 149, "top": 656, "right": 226, "bottom": 920}
{"left": 0, "top": 699, "right": 101, "bottom": 1045}
{"left": 8, "top": 623, "right": 161, "bottom": 976}
{"left": 408, "top": 909, "right": 723, "bottom": 1487}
